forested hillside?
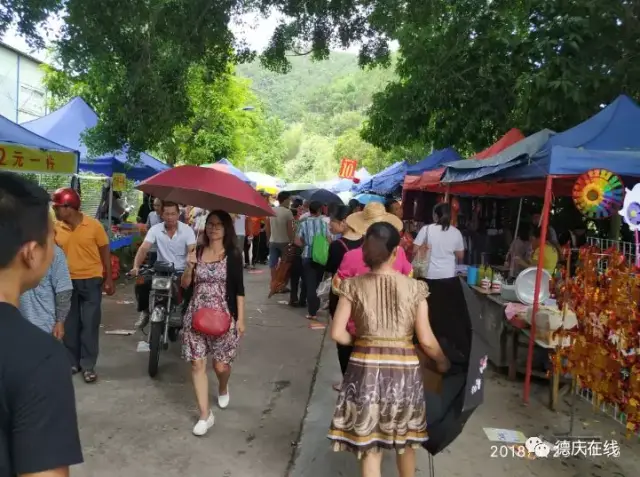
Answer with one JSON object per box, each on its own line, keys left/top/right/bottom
{"left": 237, "top": 53, "right": 426, "bottom": 181}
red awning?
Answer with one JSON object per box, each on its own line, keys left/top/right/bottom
{"left": 472, "top": 128, "right": 525, "bottom": 159}
{"left": 408, "top": 176, "right": 575, "bottom": 198}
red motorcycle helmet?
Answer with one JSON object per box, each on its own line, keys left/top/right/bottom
{"left": 51, "top": 187, "right": 81, "bottom": 210}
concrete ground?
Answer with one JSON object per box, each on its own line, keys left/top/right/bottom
{"left": 291, "top": 332, "right": 640, "bottom": 477}
{"left": 71, "top": 269, "right": 640, "bottom": 477}
{"left": 72, "top": 268, "right": 324, "bottom": 477}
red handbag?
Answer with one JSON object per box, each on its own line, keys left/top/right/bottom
{"left": 193, "top": 308, "right": 231, "bottom": 337}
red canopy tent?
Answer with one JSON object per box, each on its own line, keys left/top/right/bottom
{"left": 473, "top": 128, "right": 525, "bottom": 159}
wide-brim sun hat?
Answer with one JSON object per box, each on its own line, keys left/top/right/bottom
{"left": 346, "top": 202, "right": 403, "bottom": 235}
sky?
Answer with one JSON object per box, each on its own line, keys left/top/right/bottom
{"left": 1, "top": 12, "right": 359, "bottom": 63}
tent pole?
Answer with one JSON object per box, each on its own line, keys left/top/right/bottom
{"left": 107, "top": 178, "right": 113, "bottom": 238}
{"left": 513, "top": 198, "right": 523, "bottom": 240}
{"left": 523, "top": 174, "right": 553, "bottom": 404}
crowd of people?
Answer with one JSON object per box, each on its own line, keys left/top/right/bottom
{"left": 1, "top": 171, "right": 466, "bottom": 477}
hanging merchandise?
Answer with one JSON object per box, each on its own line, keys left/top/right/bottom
{"left": 573, "top": 169, "right": 624, "bottom": 219}
{"left": 619, "top": 182, "right": 640, "bottom": 268}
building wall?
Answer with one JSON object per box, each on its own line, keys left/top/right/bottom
{"left": 0, "top": 44, "right": 47, "bottom": 123}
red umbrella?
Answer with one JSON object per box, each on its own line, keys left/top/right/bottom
{"left": 136, "top": 165, "right": 275, "bottom": 216}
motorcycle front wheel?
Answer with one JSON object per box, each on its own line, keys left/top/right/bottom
{"left": 148, "top": 322, "right": 163, "bottom": 378}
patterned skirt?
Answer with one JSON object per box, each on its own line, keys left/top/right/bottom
{"left": 328, "top": 337, "right": 428, "bottom": 458}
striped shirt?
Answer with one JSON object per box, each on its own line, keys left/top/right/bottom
{"left": 296, "top": 216, "right": 329, "bottom": 259}
{"left": 19, "top": 246, "right": 73, "bottom": 333}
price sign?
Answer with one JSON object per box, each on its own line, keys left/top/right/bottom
{"left": 0, "top": 143, "right": 78, "bottom": 174}
{"left": 112, "top": 173, "right": 127, "bottom": 192}
{"left": 338, "top": 158, "right": 358, "bottom": 179}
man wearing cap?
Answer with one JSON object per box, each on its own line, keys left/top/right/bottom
{"left": 52, "top": 187, "right": 114, "bottom": 384}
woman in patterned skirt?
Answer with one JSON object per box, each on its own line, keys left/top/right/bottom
{"left": 329, "top": 222, "right": 450, "bottom": 477}
{"left": 181, "top": 210, "right": 245, "bottom": 437}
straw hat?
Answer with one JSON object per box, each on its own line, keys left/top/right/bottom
{"left": 346, "top": 202, "right": 403, "bottom": 235}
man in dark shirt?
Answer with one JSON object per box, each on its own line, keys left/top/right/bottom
{"left": 0, "top": 172, "right": 83, "bottom": 477}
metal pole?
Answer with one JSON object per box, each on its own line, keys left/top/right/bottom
{"left": 513, "top": 198, "right": 524, "bottom": 243}
{"left": 107, "top": 178, "right": 113, "bottom": 238}
{"left": 523, "top": 174, "right": 553, "bottom": 404}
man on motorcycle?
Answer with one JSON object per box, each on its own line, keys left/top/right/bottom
{"left": 130, "top": 201, "right": 197, "bottom": 329}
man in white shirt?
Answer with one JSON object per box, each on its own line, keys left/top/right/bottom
{"left": 131, "top": 202, "right": 197, "bottom": 328}
{"left": 266, "top": 192, "right": 294, "bottom": 279}
{"left": 145, "top": 198, "right": 163, "bottom": 264}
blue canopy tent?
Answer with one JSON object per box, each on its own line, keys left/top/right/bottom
{"left": 406, "top": 148, "right": 462, "bottom": 175}
{"left": 445, "top": 95, "right": 640, "bottom": 185}
{"left": 22, "top": 97, "right": 169, "bottom": 181}
{"left": 355, "top": 161, "right": 407, "bottom": 195}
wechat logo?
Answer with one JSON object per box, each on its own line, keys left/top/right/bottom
{"left": 525, "top": 437, "right": 551, "bottom": 458}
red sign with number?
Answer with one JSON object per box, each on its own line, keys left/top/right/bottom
{"left": 338, "top": 158, "right": 358, "bottom": 179}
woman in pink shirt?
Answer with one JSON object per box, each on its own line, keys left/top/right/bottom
{"left": 332, "top": 203, "right": 412, "bottom": 387}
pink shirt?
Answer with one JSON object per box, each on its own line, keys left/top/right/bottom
{"left": 337, "top": 246, "right": 412, "bottom": 279}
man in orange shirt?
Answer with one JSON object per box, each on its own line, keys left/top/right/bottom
{"left": 244, "top": 216, "right": 263, "bottom": 268}
{"left": 52, "top": 188, "right": 114, "bottom": 384}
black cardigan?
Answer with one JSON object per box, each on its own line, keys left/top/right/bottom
{"left": 196, "top": 246, "right": 245, "bottom": 321}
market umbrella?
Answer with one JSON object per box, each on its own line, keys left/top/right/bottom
{"left": 354, "top": 193, "right": 386, "bottom": 205}
{"left": 301, "top": 188, "right": 343, "bottom": 204}
{"left": 136, "top": 166, "right": 275, "bottom": 217}
{"left": 282, "top": 183, "right": 318, "bottom": 195}
{"left": 417, "top": 276, "right": 489, "bottom": 455}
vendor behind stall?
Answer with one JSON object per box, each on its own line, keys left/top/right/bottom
{"left": 505, "top": 224, "right": 531, "bottom": 279}
{"left": 516, "top": 226, "right": 558, "bottom": 274}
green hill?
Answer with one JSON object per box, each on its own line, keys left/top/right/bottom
{"left": 237, "top": 53, "right": 406, "bottom": 181}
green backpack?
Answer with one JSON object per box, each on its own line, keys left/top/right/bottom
{"left": 311, "top": 232, "right": 330, "bottom": 265}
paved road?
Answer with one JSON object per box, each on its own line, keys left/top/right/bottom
{"left": 72, "top": 269, "right": 323, "bottom": 477}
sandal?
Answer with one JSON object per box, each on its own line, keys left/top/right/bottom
{"left": 71, "top": 366, "right": 80, "bottom": 375}
{"left": 83, "top": 370, "right": 98, "bottom": 383}
{"left": 332, "top": 382, "right": 342, "bottom": 392}
{"left": 306, "top": 315, "right": 317, "bottom": 320}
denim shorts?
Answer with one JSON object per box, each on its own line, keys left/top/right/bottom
{"left": 269, "top": 242, "right": 288, "bottom": 268}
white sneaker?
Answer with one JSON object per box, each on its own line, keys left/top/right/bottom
{"left": 192, "top": 411, "right": 215, "bottom": 436}
{"left": 218, "top": 390, "right": 230, "bottom": 409}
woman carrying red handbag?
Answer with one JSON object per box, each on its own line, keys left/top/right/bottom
{"left": 181, "top": 210, "right": 246, "bottom": 437}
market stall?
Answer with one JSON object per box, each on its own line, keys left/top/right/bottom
{"left": 0, "top": 112, "right": 79, "bottom": 178}
{"left": 22, "top": 96, "right": 169, "bottom": 253}
{"left": 430, "top": 94, "right": 640, "bottom": 406}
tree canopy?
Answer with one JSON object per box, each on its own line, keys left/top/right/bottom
{"left": 362, "top": 0, "right": 640, "bottom": 153}
{"left": 1, "top": 0, "right": 397, "bottom": 156}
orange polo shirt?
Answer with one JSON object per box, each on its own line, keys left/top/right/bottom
{"left": 55, "top": 215, "right": 109, "bottom": 279}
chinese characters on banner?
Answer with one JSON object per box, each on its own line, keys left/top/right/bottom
{"left": 112, "top": 173, "right": 127, "bottom": 192}
{"left": 0, "top": 143, "right": 78, "bottom": 174}
{"left": 338, "top": 158, "right": 358, "bottom": 179}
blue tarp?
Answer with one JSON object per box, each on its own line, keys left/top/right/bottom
{"left": 406, "top": 148, "right": 462, "bottom": 175}
{"left": 474, "top": 95, "right": 640, "bottom": 182}
{"left": 0, "top": 113, "right": 78, "bottom": 155}
{"left": 443, "top": 129, "right": 554, "bottom": 183}
{"left": 22, "top": 97, "right": 169, "bottom": 181}
{"left": 355, "top": 161, "right": 407, "bottom": 195}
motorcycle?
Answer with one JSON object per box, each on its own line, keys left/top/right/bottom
{"left": 129, "top": 261, "right": 185, "bottom": 378}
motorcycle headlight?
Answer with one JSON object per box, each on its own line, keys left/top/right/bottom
{"left": 151, "top": 277, "right": 172, "bottom": 290}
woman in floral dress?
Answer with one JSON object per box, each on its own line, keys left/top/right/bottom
{"left": 181, "top": 210, "right": 245, "bottom": 437}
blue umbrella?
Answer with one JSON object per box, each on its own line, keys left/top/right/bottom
{"left": 354, "top": 193, "right": 386, "bottom": 205}
{"left": 203, "top": 159, "right": 255, "bottom": 186}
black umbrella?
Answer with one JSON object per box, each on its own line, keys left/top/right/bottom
{"left": 417, "top": 276, "right": 490, "bottom": 455}
{"left": 300, "top": 188, "right": 343, "bottom": 204}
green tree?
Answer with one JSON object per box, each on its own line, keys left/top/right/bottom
{"left": 3, "top": 0, "right": 400, "bottom": 156}
{"left": 363, "top": 0, "right": 640, "bottom": 152}
{"left": 42, "top": 64, "right": 285, "bottom": 170}
{"left": 284, "top": 134, "right": 337, "bottom": 182}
